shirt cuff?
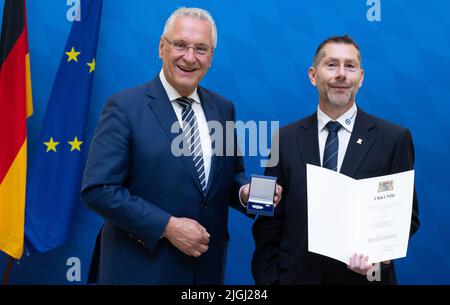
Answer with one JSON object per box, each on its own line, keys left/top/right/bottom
{"left": 239, "top": 185, "right": 247, "bottom": 208}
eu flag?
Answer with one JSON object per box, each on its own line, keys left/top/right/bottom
{"left": 25, "top": 0, "right": 103, "bottom": 252}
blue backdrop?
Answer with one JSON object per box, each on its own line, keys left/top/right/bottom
{"left": 1, "top": 0, "right": 449, "bottom": 284}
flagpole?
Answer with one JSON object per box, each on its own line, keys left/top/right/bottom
{"left": 2, "top": 256, "right": 14, "bottom": 285}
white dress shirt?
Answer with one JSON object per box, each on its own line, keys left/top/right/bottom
{"left": 317, "top": 103, "right": 358, "bottom": 173}
{"left": 159, "top": 70, "right": 212, "bottom": 187}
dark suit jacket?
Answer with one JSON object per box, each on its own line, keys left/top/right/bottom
{"left": 252, "top": 108, "right": 420, "bottom": 285}
{"left": 81, "top": 76, "right": 248, "bottom": 284}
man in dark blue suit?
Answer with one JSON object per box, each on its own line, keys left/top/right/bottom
{"left": 82, "top": 7, "right": 281, "bottom": 284}
{"left": 252, "top": 35, "right": 420, "bottom": 284}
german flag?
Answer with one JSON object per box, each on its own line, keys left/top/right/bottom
{"left": 0, "top": 0, "right": 33, "bottom": 259}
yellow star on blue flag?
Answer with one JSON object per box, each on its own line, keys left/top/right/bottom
{"left": 87, "top": 58, "right": 95, "bottom": 73}
{"left": 43, "top": 137, "right": 59, "bottom": 152}
{"left": 68, "top": 137, "right": 83, "bottom": 151}
{"left": 65, "top": 47, "right": 81, "bottom": 62}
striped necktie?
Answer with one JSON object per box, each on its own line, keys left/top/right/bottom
{"left": 323, "top": 121, "right": 342, "bottom": 171}
{"left": 176, "top": 97, "right": 207, "bottom": 193}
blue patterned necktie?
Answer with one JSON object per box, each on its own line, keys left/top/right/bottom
{"left": 323, "top": 121, "right": 342, "bottom": 171}
{"left": 176, "top": 97, "right": 207, "bottom": 193}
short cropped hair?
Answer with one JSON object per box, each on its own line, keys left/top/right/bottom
{"left": 162, "top": 7, "right": 217, "bottom": 49}
{"left": 312, "top": 35, "right": 361, "bottom": 67}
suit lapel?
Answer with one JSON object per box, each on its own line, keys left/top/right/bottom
{"left": 297, "top": 114, "right": 321, "bottom": 167}
{"left": 198, "top": 87, "right": 221, "bottom": 194}
{"left": 340, "top": 108, "right": 376, "bottom": 178}
{"left": 146, "top": 76, "right": 203, "bottom": 194}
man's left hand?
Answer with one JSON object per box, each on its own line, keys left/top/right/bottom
{"left": 273, "top": 184, "right": 283, "bottom": 207}
{"left": 347, "top": 253, "right": 373, "bottom": 276}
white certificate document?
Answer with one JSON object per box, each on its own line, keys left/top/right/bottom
{"left": 307, "top": 164, "right": 415, "bottom": 264}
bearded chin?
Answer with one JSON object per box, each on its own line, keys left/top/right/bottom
{"left": 327, "top": 89, "right": 353, "bottom": 106}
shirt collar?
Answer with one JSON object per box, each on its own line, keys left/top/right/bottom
{"left": 317, "top": 103, "right": 358, "bottom": 133}
{"left": 159, "top": 69, "right": 200, "bottom": 104}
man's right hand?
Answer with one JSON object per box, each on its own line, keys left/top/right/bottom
{"left": 162, "top": 216, "right": 210, "bottom": 257}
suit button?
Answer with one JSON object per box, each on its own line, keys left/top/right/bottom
{"left": 203, "top": 199, "right": 208, "bottom": 209}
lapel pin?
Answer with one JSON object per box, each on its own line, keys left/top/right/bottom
{"left": 357, "top": 138, "right": 363, "bottom": 145}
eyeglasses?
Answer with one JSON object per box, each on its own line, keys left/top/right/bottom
{"left": 163, "top": 37, "right": 212, "bottom": 56}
